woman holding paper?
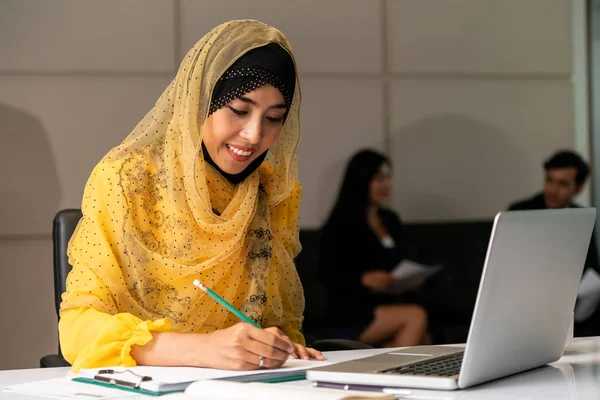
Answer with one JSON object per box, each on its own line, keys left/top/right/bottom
{"left": 320, "top": 149, "right": 433, "bottom": 347}
{"left": 59, "top": 20, "right": 323, "bottom": 371}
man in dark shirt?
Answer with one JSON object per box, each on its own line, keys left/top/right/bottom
{"left": 509, "top": 150, "right": 591, "bottom": 211}
{"left": 509, "top": 150, "right": 600, "bottom": 334}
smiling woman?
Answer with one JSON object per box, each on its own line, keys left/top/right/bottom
{"left": 57, "top": 20, "right": 323, "bottom": 372}
{"left": 203, "top": 86, "right": 287, "bottom": 176}
{"left": 201, "top": 42, "right": 296, "bottom": 180}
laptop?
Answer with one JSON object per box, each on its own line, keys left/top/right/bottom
{"left": 307, "top": 208, "right": 596, "bottom": 390}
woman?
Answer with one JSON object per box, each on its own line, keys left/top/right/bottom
{"left": 59, "top": 20, "right": 323, "bottom": 372}
{"left": 320, "top": 149, "right": 431, "bottom": 347}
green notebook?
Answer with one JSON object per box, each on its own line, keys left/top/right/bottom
{"left": 74, "top": 368, "right": 195, "bottom": 396}
{"left": 218, "top": 369, "right": 306, "bottom": 383}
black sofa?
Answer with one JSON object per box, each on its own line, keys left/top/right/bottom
{"left": 296, "top": 220, "right": 495, "bottom": 345}
{"left": 296, "top": 220, "right": 600, "bottom": 345}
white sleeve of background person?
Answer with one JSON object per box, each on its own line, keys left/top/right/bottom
{"left": 575, "top": 269, "right": 600, "bottom": 321}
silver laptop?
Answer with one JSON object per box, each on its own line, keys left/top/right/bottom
{"left": 307, "top": 208, "right": 596, "bottom": 390}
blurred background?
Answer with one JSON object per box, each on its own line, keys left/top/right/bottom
{"left": 0, "top": 0, "right": 599, "bottom": 369}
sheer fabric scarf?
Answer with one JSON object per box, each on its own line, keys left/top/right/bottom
{"left": 60, "top": 20, "right": 305, "bottom": 343}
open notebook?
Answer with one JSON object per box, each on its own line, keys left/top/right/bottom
{"left": 3, "top": 360, "right": 393, "bottom": 399}
{"left": 74, "top": 359, "right": 332, "bottom": 395}
{"left": 3, "top": 359, "right": 337, "bottom": 398}
{"left": 169, "top": 380, "right": 395, "bottom": 400}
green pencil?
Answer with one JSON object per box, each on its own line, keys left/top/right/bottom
{"left": 193, "top": 279, "right": 262, "bottom": 329}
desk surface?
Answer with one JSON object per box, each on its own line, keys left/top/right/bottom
{"left": 2, "top": 337, "right": 599, "bottom": 399}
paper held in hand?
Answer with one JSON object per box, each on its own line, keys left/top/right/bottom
{"left": 383, "top": 260, "right": 443, "bottom": 294}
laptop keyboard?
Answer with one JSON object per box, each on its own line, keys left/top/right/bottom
{"left": 379, "top": 351, "right": 465, "bottom": 377}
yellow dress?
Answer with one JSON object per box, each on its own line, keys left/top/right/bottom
{"left": 58, "top": 20, "right": 306, "bottom": 371}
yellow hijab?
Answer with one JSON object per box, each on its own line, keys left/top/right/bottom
{"left": 60, "top": 20, "right": 305, "bottom": 344}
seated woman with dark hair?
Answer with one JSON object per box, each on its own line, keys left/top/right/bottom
{"left": 320, "top": 149, "right": 432, "bottom": 347}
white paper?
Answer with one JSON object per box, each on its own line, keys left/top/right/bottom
{"left": 6, "top": 359, "right": 334, "bottom": 399}
{"left": 575, "top": 293, "right": 600, "bottom": 322}
{"left": 390, "top": 260, "right": 442, "bottom": 281}
{"left": 79, "top": 358, "right": 331, "bottom": 387}
{"left": 373, "top": 260, "right": 442, "bottom": 295}
{"left": 577, "top": 268, "right": 600, "bottom": 297}
{"left": 176, "top": 380, "right": 393, "bottom": 400}
{"left": 574, "top": 268, "right": 600, "bottom": 322}
{"left": 79, "top": 366, "right": 225, "bottom": 387}
{"left": 2, "top": 377, "right": 143, "bottom": 400}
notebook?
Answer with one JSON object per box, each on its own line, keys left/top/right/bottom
{"left": 3, "top": 360, "right": 335, "bottom": 398}
{"left": 3, "top": 377, "right": 394, "bottom": 400}
{"left": 171, "top": 380, "right": 396, "bottom": 400}
{"left": 75, "top": 368, "right": 193, "bottom": 395}
{"left": 72, "top": 359, "right": 334, "bottom": 395}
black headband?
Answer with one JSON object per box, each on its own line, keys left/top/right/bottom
{"left": 209, "top": 43, "right": 296, "bottom": 117}
{"left": 203, "top": 44, "right": 295, "bottom": 185}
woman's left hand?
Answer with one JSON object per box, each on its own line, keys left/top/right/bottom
{"left": 264, "top": 327, "right": 326, "bottom": 361}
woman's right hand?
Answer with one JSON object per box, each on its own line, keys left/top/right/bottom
{"left": 361, "top": 270, "right": 393, "bottom": 290}
{"left": 191, "top": 323, "right": 294, "bottom": 370}
{"left": 132, "top": 323, "right": 294, "bottom": 370}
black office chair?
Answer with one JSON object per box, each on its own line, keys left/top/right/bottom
{"left": 40, "top": 209, "right": 82, "bottom": 367}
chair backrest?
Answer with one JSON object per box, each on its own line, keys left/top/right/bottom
{"left": 53, "top": 209, "right": 82, "bottom": 317}
{"left": 295, "top": 229, "right": 328, "bottom": 343}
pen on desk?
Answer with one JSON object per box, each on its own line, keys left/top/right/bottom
{"left": 313, "top": 381, "right": 411, "bottom": 395}
{"left": 193, "top": 279, "right": 262, "bottom": 329}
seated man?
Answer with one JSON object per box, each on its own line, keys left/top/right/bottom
{"left": 508, "top": 150, "right": 600, "bottom": 334}
{"left": 509, "top": 150, "right": 591, "bottom": 211}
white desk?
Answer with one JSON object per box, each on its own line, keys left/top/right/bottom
{"left": 2, "top": 337, "right": 600, "bottom": 399}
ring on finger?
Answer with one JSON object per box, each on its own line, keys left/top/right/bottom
{"left": 258, "top": 355, "right": 264, "bottom": 368}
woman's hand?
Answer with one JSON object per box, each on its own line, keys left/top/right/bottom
{"left": 200, "top": 323, "right": 296, "bottom": 370}
{"left": 264, "top": 327, "right": 325, "bottom": 361}
{"left": 132, "top": 323, "right": 294, "bottom": 370}
{"left": 361, "top": 270, "right": 393, "bottom": 290}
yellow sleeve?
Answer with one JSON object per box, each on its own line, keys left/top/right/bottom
{"left": 59, "top": 307, "right": 170, "bottom": 372}
{"left": 57, "top": 163, "right": 171, "bottom": 371}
